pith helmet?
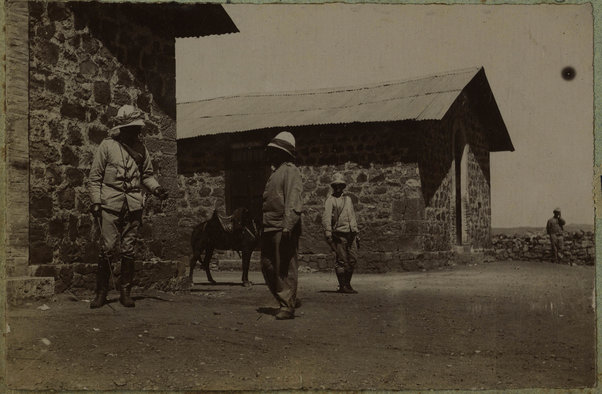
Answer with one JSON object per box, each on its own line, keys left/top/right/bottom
{"left": 331, "top": 173, "right": 346, "bottom": 187}
{"left": 267, "top": 131, "right": 296, "bottom": 158}
{"left": 553, "top": 207, "right": 561, "bottom": 213}
{"left": 111, "top": 105, "right": 146, "bottom": 130}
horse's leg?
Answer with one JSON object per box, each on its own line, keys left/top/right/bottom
{"left": 241, "top": 248, "right": 252, "bottom": 287}
{"left": 189, "top": 248, "right": 201, "bottom": 282}
{"left": 203, "top": 247, "right": 216, "bottom": 284}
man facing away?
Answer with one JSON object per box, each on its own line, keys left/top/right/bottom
{"left": 88, "top": 105, "right": 168, "bottom": 309}
{"left": 546, "top": 207, "right": 566, "bottom": 263}
{"left": 260, "top": 131, "right": 303, "bottom": 320}
{"left": 322, "top": 173, "right": 360, "bottom": 293}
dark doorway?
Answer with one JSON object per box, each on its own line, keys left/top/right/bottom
{"left": 226, "top": 145, "right": 270, "bottom": 220}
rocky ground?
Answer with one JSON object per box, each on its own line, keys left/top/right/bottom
{"left": 4, "top": 260, "right": 596, "bottom": 391}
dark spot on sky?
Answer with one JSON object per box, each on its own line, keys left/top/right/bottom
{"left": 562, "top": 66, "right": 576, "bottom": 81}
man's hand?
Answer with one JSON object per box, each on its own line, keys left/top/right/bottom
{"left": 154, "top": 186, "right": 169, "bottom": 200}
{"left": 90, "top": 203, "right": 102, "bottom": 219}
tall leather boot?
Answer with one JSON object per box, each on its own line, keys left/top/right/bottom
{"left": 90, "top": 255, "right": 110, "bottom": 309}
{"left": 119, "top": 256, "right": 136, "bottom": 308}
{"left": 345, "top": 270, "right": 358, "bottom": 294}
{"left": 335, "top": 270, "right": 347, "bottom": 293}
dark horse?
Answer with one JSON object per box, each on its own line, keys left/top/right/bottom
{"left": 189, "top": 207, "right": 261, "bottom": 287}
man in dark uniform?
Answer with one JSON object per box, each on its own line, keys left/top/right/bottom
{"left": 88, "top": 105, "right": 168, "bottom": 309}
{"left": 546, "top": 207, "right": 566, "bottom": 263}
{"left": 260, "top": 131, "right": 303, "bottom": 320}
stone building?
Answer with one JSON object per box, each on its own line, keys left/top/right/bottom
{"left": 4, "top": 1, "right": 238, "bottom": 297}
{"left": 177, "top": 67, "right": 514, "bottom": 271}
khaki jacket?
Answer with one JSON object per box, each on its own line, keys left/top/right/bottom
{"left": 262, "top": 162, "right": 303, "bottom": 232}
{"left": 322, "top": 194, "right": 358, "bottom": 237}
{"left": 546, "top": 217, "right": 566, "bottom": 235}
{"left": 89, "top": 134, "right": 159, "bottom": 212}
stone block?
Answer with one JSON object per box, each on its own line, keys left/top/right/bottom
{"left": 61, "top": 145, "right": 79, "bottom": 166}
{"left": 47, "top": 75, "right": 65, "bottom": 95}
{"left": 6, "top": 277, "right": 55, "bottom": 305}
{"left": 93, "top": 81, "right": 111, "bottom": 105}
{"left": 47, "top": 2, "right": 69, "bottom": 21}
{"left": 88, "top": 125, "right": 108, "bottom": 144}
{"left": 31, "top": 194, "right": 54, "bottom": 219}
{"left": 65, "top": 167, "right": 84, "bottom": 186}
{"left": 79, "top": 60, "right": 98, "bottom": 77}
{"left": 58, "top": 188, "right": 76, "bottom": 209}
{"left": 31, "top": 140, "right": 60, "bottom": 163}
{"left": 60, "top": 101, "right": 87, "bottom": 121}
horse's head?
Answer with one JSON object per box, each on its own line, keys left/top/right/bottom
{"left": 231, "top": 207, "right": 251, "bottom": 232}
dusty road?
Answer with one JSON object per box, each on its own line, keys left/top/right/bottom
{"left": 5, "top": 261, "right": 596, "bottom": 391}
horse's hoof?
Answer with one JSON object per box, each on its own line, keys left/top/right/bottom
{"left": 242, "top": 281, "right": 252, "bottom": 288}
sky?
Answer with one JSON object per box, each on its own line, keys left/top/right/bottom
{"left": 175, "top": 4, "right": 594, "bottom": 228}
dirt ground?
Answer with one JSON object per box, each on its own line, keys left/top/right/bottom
{"left": 5, "top": 260, "right": 596, "bottom": 391}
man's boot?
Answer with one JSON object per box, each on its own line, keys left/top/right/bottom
{"left": 119, "top": 256, "right": 136, "bottom": 308}
{"left": 90, "top": 255, "right": 110, "bottom": 309}
{"left": 335, "top": 270, "right": 347, "bottom": 293}
{"left": 345, "top": 270, "right": 358, "bottom": 294}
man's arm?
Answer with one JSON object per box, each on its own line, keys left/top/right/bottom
{"left": 322, "top": 197, "right": 333, "bottom": 237}
{"left": 348, "top": 196, "right": 359, "bottom": 233}
{"left": 140, "top": 147, "right": 160, "bottom": 193}
{"left": 89, "top": 141, "right": 108, "bottom": 205}
{"left": 282, "top": 166, "right": 303, "bottom": 232}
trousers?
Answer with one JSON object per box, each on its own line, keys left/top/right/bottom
{"left": 260, "top": 229, "right": 299, "bottom": 313}
{"left": 100, "top": 206, "right": 142, "bottom": 259}
{"left": 332, "top": 232, "right": 358, "bottom": 274}
{"left": 549, "top": 234, "right": 564, "bottom": 262}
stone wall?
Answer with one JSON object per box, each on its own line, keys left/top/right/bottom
{"left": 491, "top": 231, "right": 594, "bottom": 265}
{"left": 177, "top": 121, "right": 463, "bottom": 267}
{"left": 451, "top": 92, "right": 493, "bottom": 249}
{"left": 28, "top": 2, "right": 178, "bottom": 289}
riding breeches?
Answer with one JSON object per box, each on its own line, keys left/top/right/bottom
{"left": 100, "top": 207, "right": 142, "bottom": 259}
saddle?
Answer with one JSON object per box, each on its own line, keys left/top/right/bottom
{"left": 212, "top": 211, "right": 235, "bottom": 234}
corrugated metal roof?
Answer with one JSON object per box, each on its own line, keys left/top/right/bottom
{"left": 178, "top": 67, "right": 483, "bottom": 139}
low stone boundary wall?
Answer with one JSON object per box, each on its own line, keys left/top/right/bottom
{"left": 490, "top": 231, "right": 594, "bottom": 265}
{"left": 28, "top": 259, "right": 186, "bottom": 294}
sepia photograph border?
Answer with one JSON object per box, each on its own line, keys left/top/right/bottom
{"left": 0, "top": 0, "right": 600, "bottom": 391}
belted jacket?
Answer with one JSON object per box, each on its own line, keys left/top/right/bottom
{"left": 262, "top": 162, "right": 303, "bottom": 233}
{"left": 89, "top": 132, "right": 159, "bottom": 212}
{"left": 322, "top": 194, "right": 359, "bottom": 237}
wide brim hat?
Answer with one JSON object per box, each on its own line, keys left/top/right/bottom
{"left": 111, "top": 105, "right": 146, "bottom": 131}
{"left": 267, "top": 131, "right": 296, "bottom": 158}
{"left": 331, "top": 173, "right": 346, "bottom": 187}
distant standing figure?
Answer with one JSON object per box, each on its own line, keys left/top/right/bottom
{"left": 260, "top": 131, "right": 303, "bottom": 320}
{"left": 546, "top": 207, "right": 566, "bottom": 263}
{"left": 322, "top": 173, "right": 360, "bottom": 293}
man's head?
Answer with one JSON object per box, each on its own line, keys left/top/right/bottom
{"left": 553, "top": 207, "right": 561, "bottom": 217}
{"left": 266, "top": 131, "right": 296, "bottom": 165}
{"left": 111, "top": 105, "right": 145, "bottom": 138}
{"left": 331, "top": 173, "right": 346, "bottom": 196}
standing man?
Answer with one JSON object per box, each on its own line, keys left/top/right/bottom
{"left": 322, "top": 173, "right": 360, "bottom": 293}
{"left": 546, "top": 207, "right": 566, "bottom": 263}
{"left": 260, "top": 131, "right": 303, "bottom": 320}
{"left": 88, "top": 105, "right": 168, "bottom": 309}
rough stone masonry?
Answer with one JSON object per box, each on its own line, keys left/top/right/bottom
{"left": 27, "top": 2, "right": 180, "bottom": 292}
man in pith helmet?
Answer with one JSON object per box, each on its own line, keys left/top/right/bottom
{"left": 323, "top": 172, "right": 360, "bottom": 293}
{"left": 260, "top": 131, "right": 303, "bottom": 320}
{"left": 546, "top": 207, "right": 566, "bottom": 263}
{"left": 88, "top": 104, "right": 168, "bottom": 309}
